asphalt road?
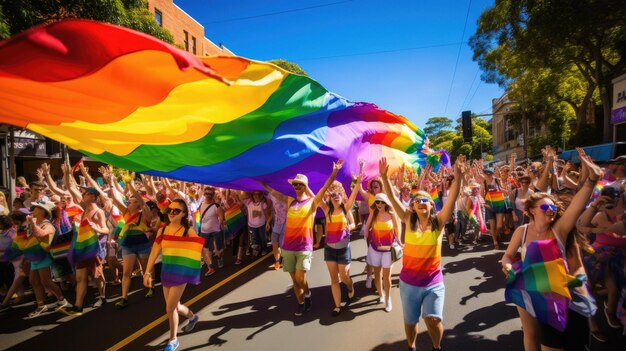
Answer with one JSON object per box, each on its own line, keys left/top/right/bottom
{"left": 1, "top": 235, "right": 624, "bottom": 351}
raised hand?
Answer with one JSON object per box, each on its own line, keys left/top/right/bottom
{"left": 379, "top": 157, "right": 389, "bottom": 178}
{"left": 333, "top": 159, "right": 344, "bottom": 172}
{"left": 581, "top": 155, "right": 603, "bottom": 181}
{"left": 41, "top": 163, "right": 50, "bottom": 175}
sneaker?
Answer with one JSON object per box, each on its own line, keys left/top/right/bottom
{"left": 378, "top": 294, "right": 385, "bottom": 304}
{"left": 385, "top": 298, "right": 392, "bottom": 312}
{"left": 28, "top": 305, "right": 48, "bottom": 318}
{"left": 604, "top": 306, "right": 622, "bottom": 329}
{"left": 235, "top": 259, "right": 242, "bottom": 265}
{"left": 92, "top": 297, "right": 106, "bottom": 308}
{"left": 145, "top": 289, "right": 154, "bottom": 298}
{"left": 449, "top": 244, "right": 455, "bottom": 250}
{"left": 56, "top": 298, "right": 69, "bottom": 311}
{"left": 304, "top": 292, "right": 312, "bottom": 311}
{"left": 348, "top": 288, "right": 355, "bottom": 301}
{"left": 294, "top": 303, "right": 305, "bottom": 316}
{"left": 205, "top": 268, "right": 216, "bottom": 277}
{"left": 0, "top": 304, "right": 11, "bottom": 313}
{"left": 111, "top": 279, "right": 122, "bottom": 286}
{"left": 164, "top": 338, "right": 180, "bottom": 351}
{"left": 217, "top": 258, "right": 224, "bottom": 268}
{"left": 365, "top": 275, "right": 373, "bottom": 289}
{"left": 61, "top": 305, "right": 83, "bottom": 317}
{"left": 183, "top": 314, "right": 199, "bottom": 332}
{"left": 331, "top": 307, "right": 341, "bottom": 317}
{"left": 245, "top": 249, "right": 251, "bottom": 256}
{"left": 115, "top": 298, "right": 129, "bottom": 309}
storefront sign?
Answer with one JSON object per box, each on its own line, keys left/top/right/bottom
{"left": 612, "top": 74, "right": 626, "bottom": 124}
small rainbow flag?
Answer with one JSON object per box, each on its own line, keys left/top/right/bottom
{"left": 68, "top": 219, "right": 99, "bottom": 265}
{"left": 194, "top": 210, "right": 201, "bottom": 233}
{"left": 469, "top": 199, "right": 487, "bottom": 233}
{"left": 50, "top": 211, "right": 74, "bottom": 259}
{"left": 11, "top": 226, "right": 50, "bottom": 263}
{"left": 591, "top": 179, "right": 607, "bottom": 200}
{"left": 65, "top": 204, "right": 84, "bottom": 221}
{"left": 70, "top": 157, "right": 83, "bottom": 173}
{"left": 485, "top": 191, "right": 506, "bottom": 213}
{"left": 157, "top": 199, "right": 171, "bottom": 215}
{"left": 225, "top": 204, "right": 246, "bottom": 236}
{"left": 429, "top": 188, "right": 442, "bottom": 211}
{"left": 505, "top": 239, "right": 580, "bottom": 331}
{"left": 2, "top": 227, "right": 25, "bottom": 261}
{"left": 157, "top": 234, "right": 204, "bottom": 287}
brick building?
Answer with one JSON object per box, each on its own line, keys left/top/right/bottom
{"left": 147, "top": 0, "right": 234, "bottom": 56}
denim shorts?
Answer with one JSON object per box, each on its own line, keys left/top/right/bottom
{"left": 200, "top": 231, "right": 224, "bottom": 251}
{"left": 324, "top": 245, "right": 351, "bottom": 265}
{"left": 282, "top": 249, "right": 312, "bottom": 273}
{"left": 121, "top": 243, "right": 152, "bottom": 258}
{"left": 399, "top": 280, "right": 445, "bottom": 325}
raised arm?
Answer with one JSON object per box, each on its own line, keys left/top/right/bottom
{"left": 313, "top": 160, "right": 343, "bottom": 206}
{"left": 41, "top": 163, "right": 64, "bottom": 196}
{"left": 437, "top": 156, "right": 465, "bottom": 227}
{"left": 345, "top": 172, "right": 364, "bottom": 211}
{"left": 62, "top": 163, "right": 83, "bottom": 204}
{"left": 259, "top": 181, "right": 288, "bottom": 204}
{"left": 379, "top": 157, "right": 410, "bottom": 221}
{"left": 553, "top": 155, "right": 602, "bottom": 242}
{"left": 535, "top": 146, "right": 554, "bottom": 192}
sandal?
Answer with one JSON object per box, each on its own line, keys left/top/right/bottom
{"left": 591, "top": 330, "right": 607, "bottom": 343}
{"left": 604, "top": 307, "right": 622, "bottom": 329}
{"left": 331, "top": 307, "right": 341, "bottom": 317}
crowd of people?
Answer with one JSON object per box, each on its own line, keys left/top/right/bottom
{"left": 0, "top": 146, "right": 624, "bottom": 351}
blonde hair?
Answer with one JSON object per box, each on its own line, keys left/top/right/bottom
{"left": 325, "top": 181, "right": 346, "bottom": 199}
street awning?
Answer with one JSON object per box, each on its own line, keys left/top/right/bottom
{"left": 559, "top": 143, "right": 614, "bottom": 163}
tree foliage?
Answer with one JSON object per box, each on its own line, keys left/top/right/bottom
{"left": 424, "top": 116, "right": 454, "bottom": 136}
{"left": 470, "top": 0, "right": 626, "bottom": 143}
{"left": 0, "top": 0, "right": 173, "bottom": 43}
{"left": 268, "top": 59, "right": 308, "bottom": 76}
{"left": 428, "top": 115, "right": 493, "bottom": 162}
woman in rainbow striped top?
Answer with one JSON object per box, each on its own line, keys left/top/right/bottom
{"left": 260, "top": 159, "right": 343, "bottom": 316}
{"left": 379, "top": 156, "right": 466, "bottom": 351}
{"left": 143, "top": 199, "right": 204, "bottom": 351}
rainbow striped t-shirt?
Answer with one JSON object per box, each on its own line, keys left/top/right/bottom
{"left": 326, "top": 212, "right": 349, "bottom": 249}
{"left": 282, "top": 197, "right": 315, "bottom": 252}
{"left": 400, "top": 225, "right": 443, "bottom": 287}
{"left": 370, "top": 218, "right": 394, "bottom": 251}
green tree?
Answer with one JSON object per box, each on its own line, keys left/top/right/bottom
{"left": 424, "top": 116, "right": 454, "bottom": 136}
{"left": 0, "top": 5, "right": 8, "bottom": 39}
{"left": 268, "top": 59, "right": 308, "bottom": 76}
{"left": 0, "top": 0, "right": 173, "bottom": 43}
{"left": 470, "top": 0, "right": 626, "bottom": 143}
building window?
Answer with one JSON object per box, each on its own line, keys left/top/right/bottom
{"left": 192, "top": 36, "right": 196, "bottom": 55}
{"left": 184, "top": 30, "right": 189, "bottom": 51}
{"left": 155, "top": 9, "right": 162, "bottom": 27}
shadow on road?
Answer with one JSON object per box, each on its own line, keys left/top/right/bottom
{"left": 443, "top": 252, "right": 504, "bottom": 306}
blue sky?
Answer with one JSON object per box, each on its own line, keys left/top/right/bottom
{"left": 175, "top": 0, "right": 503, "bottom": 129}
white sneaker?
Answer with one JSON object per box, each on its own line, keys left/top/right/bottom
{"left": 385, "top": 298, "right": 393, "bottom": 312}
{"left": 28, "top": 305, "right": 48, "bottom": 318}
{"left": 378, "top": 294, "right": 385, "bottom": 304}
{"left": 55, "top": 298, "right": 69, "bottom": 311}
{"left": 365, "top": 275, "right": 373, "bottom": 289}
{"left": 450, "top": 244, "right": 455, "bottom": 249}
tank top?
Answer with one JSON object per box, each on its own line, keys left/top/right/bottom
{"left": 156, "top": 226, "right": 203, "bottom": 287}
{"left": 370, "top": 217, "right": 394, "bottom": 251}
{"left": 400, "top": 224, "right": 443, "bottom": 287}
{"left": 326, "top": 212, "right": 349, "bottom": 249}
{"left": 282, "top": 197, "right": 315, "bottom": 252}
{"left": 118, "top": 212, "right": 149, "bottom": 248}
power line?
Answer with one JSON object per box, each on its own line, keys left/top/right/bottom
{"left": 203, "top": 0, "right": 353, "bottom": 24}
{"left": 466, "top": 80, "right": 482, "bottom": 111}
{"left": 443, "top": 0, "right": 472, "bottom": 114}
{"left": 292, "top": 42, "right": 463, "bottom": 62}
{"left": 456, "top": 68, "right": 480, "bottom": 117}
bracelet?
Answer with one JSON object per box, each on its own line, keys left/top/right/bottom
{"left": 143, "top": 272, "right": 152, "bottom": 278}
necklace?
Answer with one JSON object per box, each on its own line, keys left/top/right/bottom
{"left": 168, "top": 226, "right": 184, "bottom": 236}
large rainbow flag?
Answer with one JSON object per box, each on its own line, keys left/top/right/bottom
{"left": 505, "top": 239, "right": 580, "bottom": 332}
{"left": 485, "top": 191, "right": 506, "bottom": 213}
{"left": 0, "top": 20, "right": 430, "bottom": 193}
{"left": 68, "top": 219, "right": 99, "bottom": 265}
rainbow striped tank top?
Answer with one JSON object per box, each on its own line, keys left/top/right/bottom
{"left": 156, "top": 233, "right": 204, "bottom": 287}
{"left": 326, "top": 212, "right": 349, "bottom": 249}
{"left": 283, "top": 197, "right": 314, "bottom": 252}
{"left": 69, "top": 218, "right": 99, "bottom": 264}
{"left": 400, "top": 225, "right": 443, "bottom": 287}
{"left": 12, "top": 225, "right": 50, "bottom": 263}
{"left": 370, "top": 218, "right": 394, "bottom": 251}
{"left": 118, "top": 212, "right": 149, "bottom": 248}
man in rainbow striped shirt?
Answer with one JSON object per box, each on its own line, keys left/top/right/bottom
{"left": 261, "top": 160, "right": 343, "bottom": 316}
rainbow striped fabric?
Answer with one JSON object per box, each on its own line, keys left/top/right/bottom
{"left": 69, "top": 219, "right": 99, "bottom": 265}
{"left": 0, "top": 20, "right": 429, "bottom": 192}
{"left": 156, "top": 234, "right": 204, "bottom": 287}
{"left": 283, "top": 197, "right": 315, "bottom": 251}
{"left": 64, "top": 204, "right": 83, "bottom": 221}
{"left": 194, "top": 210, "right": 201, "bottom": 233}
{"left": 370, "top": 219, "right": 394, "bottom": 251}
{"left": 50, "top": 210, "right": 74, "bottom": 259}
{"left": 325, "top": 213, "right": 349, "bottom": 245}
{"left": 117, "top": 212, "right": 149, "bottom": 247}
{"left": 485, "top": 191, "right": 506, "bottom": 213}
{"left": 6, "top": 226, "right": 48, "bottom": 262}
{"left": 400, "top": 227, "right": 443, "bottom": 287}
{"left": 429, "top": 188, "right": 442, "bottom": 211}
{"left": 505, "top": 239, "right": 578, "bottom": 332}
{"left": 224, "top": 204, "right": 246, "bottom": 236}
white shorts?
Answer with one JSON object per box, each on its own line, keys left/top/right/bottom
{"left": 366, "top": 245, "right": 393, "bottom": 268}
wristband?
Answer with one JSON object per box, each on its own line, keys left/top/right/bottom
{"left": 144, "top": 272, "right": 152, "bottom": 278}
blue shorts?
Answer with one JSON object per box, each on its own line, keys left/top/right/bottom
{"left": 31, "top": 255, "right": 53, "bottom": 271}
{"left": 121, "top": 243, "right": 152, "bottom": 258}
{"left": 399, "top": 280, "right": 445, "bottom": 325}
{"left": 200, "top": 231, "right": 224, "bottom": 252}
{"left": 323, "top": 245, "right": 351, "bottom": 265}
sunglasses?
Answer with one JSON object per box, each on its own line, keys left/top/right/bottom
{"left": 539, "top": 204, "right": 557, "bottom": 212}
{"left": 292, "top": 183, "right": 304, "bottom": 188}
{"left": 374, "top": 200, "right": 386, "bottom": 205}
{"left": 413, "top": 198, "right": 430, "bottom": 204}
{"left": 329, "top": 192, "right": 340, "bottom": 198}
{"left": 166, "top": 208, "right": 183, "bottom": 215}
{"left": 32, "top": 188, "right": 44, "bottom": 191}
